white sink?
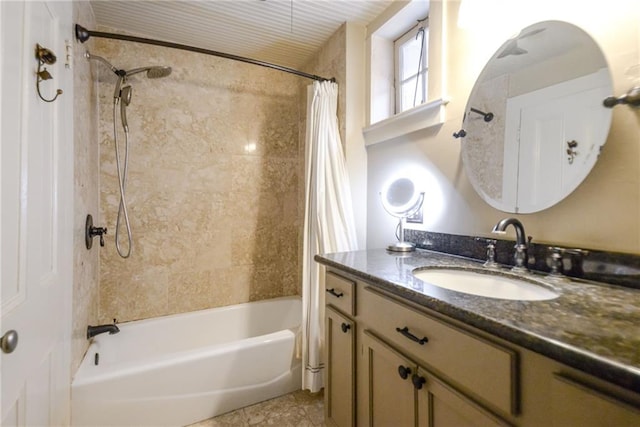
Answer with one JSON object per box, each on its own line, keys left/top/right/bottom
{"left": 412, "top": 268, "right": 559, "bottom": 301}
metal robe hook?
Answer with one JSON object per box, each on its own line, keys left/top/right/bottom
{"left": 453, "top": 129, "right": 467, "bottom": 138}
{"left": 35, "top": 44, "right": 63, "bottom": 103}
{"left": 603, "top": 87, "right": 640, "bottom": 108}
{"left": 566, "top": 140, "right": 578, "bottom": 164}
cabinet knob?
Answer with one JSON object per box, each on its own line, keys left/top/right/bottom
{"left": 340, "top": 323, "right": 351, "bottom": 333}
{"left": 412, "top": 373, "right": 426, "bottom": 390}
{"left": 397, "top": 365, "right": 412, "bottom": 380}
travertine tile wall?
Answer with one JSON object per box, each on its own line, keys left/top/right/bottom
{"left": 94, "top": 30, "right": 302, "bottom": 323}
{"left": 72, "top": 1, "right": 100, "bottom": 374}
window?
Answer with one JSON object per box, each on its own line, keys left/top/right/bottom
{"left": 395, "top": 20, "right": 428, "bottom": 113}
{"left": 363, "top": 0, "right": 445, "bottom": 146}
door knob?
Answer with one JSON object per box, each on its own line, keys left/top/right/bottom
{"left": 1, "top": 329, "right": 18, "bottom": 354}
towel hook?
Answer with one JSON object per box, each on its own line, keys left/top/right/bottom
{"left": 35, "top": 44, "right": 63, "bottom": 103}
{"left": 603, "top": 87, "right": 640, "bottom": 109}
{"left": 469, "top": 107, "right": 494, "bottom": 122}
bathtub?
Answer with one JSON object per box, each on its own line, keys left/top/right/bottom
{"left": 72, "top": 296, "right": 302, "bottom": 426}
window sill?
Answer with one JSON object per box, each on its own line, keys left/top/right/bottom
{"left": 363, "top": 98, "right": 447, "bottom": 146}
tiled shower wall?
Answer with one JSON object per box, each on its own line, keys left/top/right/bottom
{"left": 72, "top": 1, "right": 100, "bottom": 372}
{"left": 95, "top": 31, "right": 303, "bottom": 323}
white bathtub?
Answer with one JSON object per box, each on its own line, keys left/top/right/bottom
{"left": 72, "top": 296, "right": 302, "bottom": 426}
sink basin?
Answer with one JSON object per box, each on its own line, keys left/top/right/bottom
{"left": 412, "top": 267, "right": 559, "bottom": 301}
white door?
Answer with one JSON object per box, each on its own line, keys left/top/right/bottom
{"left": 1, "top": 1, "right": 73, "bottom": 425}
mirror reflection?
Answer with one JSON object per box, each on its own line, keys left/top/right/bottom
{"left": 461, "top": 21, "right": 613, "bottom": 213}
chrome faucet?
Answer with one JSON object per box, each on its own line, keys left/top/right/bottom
{"left": 492, "top": 218, "right": 529, "bottom": 272}
{"left": 87, "top": 321, "right": 120, "bottom": 339}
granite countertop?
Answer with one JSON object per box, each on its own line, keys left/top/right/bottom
{"left": 315, "top": 248, "right": 640, "bottom": 393}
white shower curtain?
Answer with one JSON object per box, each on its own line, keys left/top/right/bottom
{"left": 302, "top": 80, "right": 358, "bottom": 392}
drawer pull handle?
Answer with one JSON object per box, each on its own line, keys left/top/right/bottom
{"left": 412, "top": 373, "right": 426, "bottom": 390}
{"left": 396, "top": 326, "right": 429, "bottom": 345}
{"left": 341, "top": 323, "right": 351, "bottom": 333}
{"left": 397, "top": 365, "right": 412, "bottom": 380}
{"left": 326, "top": 288, "right": 344, "bottom": 298}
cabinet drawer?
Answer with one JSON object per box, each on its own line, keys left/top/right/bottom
{"left": 360, "top": 286, "right": 518, "bottom": 416}
{"left": 325, "top": 271, "right": 356, "bottom": 316}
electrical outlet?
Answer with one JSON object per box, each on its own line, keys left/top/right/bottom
{"left": 406, "top": 207, "right": 423, "bottom": 224}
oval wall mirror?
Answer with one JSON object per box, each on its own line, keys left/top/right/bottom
{"left": 460, "top": 20, "right": 613, "bottom": 213}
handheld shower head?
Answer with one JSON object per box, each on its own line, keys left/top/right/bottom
{"left": 120, "top": 85, "right": 132, "bottom": 131}
{"left": 120, "top": 85, "right": 132, "bottom": 106}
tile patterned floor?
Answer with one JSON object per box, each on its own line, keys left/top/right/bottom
{"left": 187, "top": 390, "right": 325, "bottom": 427}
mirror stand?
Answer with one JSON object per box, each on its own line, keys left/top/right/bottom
{"left": 388, "top": 217, "right": 416, "bottom": 252}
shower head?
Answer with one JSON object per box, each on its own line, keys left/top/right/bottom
{"left": 85, "top": 50, "right": 171, "bottom": 80}
{"left": 125, "top": 66, "right": 172, "bottom": 79}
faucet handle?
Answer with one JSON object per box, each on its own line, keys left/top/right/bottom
{"left": 546, "top": 247, "right": 565, "bottom": 277}
{"left": 526, "top": 236, "right": 536, "bottom": 265}
{"left": 475, "top": 237, "right": 499, "bottom": 268}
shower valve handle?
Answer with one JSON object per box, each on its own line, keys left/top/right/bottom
{"left": 85, "top": 214, "right": 108, "bottom": 249}
{"left": 90, "top": 226, "right": 107, "bottom": 246}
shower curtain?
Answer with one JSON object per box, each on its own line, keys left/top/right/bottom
{"left": 302, "top": 80, "right": 358, "bottom": 392}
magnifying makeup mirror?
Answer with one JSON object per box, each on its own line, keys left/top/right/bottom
{"left": 380, "top": 177, "right": 425, "bottom": 252}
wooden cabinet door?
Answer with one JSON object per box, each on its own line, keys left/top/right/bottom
{"left": 415, "top": 366, "right": 511, "bottom": 427}
{"left": 362, "top": 331, "right": 417, "bottom": 427}
{"left": 412, "top": 368, "right": 509, "bottom": 427}
{"left": 325, "top": 306, "right": 356, "bottom": 427}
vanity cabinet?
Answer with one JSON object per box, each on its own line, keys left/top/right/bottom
{"left": 322, "top": 267, "right": 640, "bottom": 427}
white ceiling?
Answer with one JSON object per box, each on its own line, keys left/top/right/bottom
{"left": 89, "top": 0, "right": 395, "bottom": 70}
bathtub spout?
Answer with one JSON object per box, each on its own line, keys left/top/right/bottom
{"left": 87, "top": 323, "right": 120, "bottom": 339}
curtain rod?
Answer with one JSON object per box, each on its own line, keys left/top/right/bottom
{"left": 75, "top": 24, "right": 334, "bottom": 83}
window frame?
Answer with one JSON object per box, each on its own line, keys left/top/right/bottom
{"left": 394, "top": 20, "right": 429, "bottom": 114}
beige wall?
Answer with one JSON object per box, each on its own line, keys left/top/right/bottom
{"left": 94, "top": 33, "right": 302, "bottom": 323}
{"left": 71, "top": 1, "right": 100, "bottom": 374}
{"left": 367, "top": 1, "right": 640, "bottom": 253}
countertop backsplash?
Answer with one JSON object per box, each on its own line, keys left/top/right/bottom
{"left": 405, "top": 230, "right": 640, "bottom": 290}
